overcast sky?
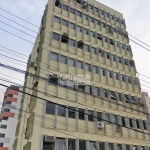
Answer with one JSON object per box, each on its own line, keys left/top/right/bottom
{"left": 0, "top": 0, "right": 150, "bottom": 104}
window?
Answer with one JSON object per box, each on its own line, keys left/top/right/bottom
{"left": 69, "top": 58, "right": 75, "bottom": 67}
{"left": 85, "top": 63, "right": 90, "bottom": 71}
{"left": 89, "top": 17, "right": 94, "bottom": 23}
{"left": 76, "top": 11, "right": 81, "bottom": 17}
{"left": 103, "top": 36, "right": 107, "bottom": 43}
{"left": 105, "top": 52, "right": 110, "bottom": 59}
{"left": 78, "top": 83, "right": 85, "bottom": 92}
{"left": 62, "top": 19, "right": 68, "bottom": 26}
{"left": 95, "top": 20, "right": 99, "bottom": 25}
{"left": 78, "top": 108, "right": 84, "bottom": 120}
{"left": 89, "top": 5, "right": 92, "bottom": 10}
{"left": 97, "top": 34, "right": 102, "bottom": 40}
{"left": 0, "top": 143, "right": 3, "bottom": 147}
{"left": 129, "top": 118, "right": 133, "bottom": 127}
{"left": 118, "top": 57, "right": 122, "bottom": 63}
{"left": 100, "top": 68, "right": 105, "bottom": 76}
{"left": 108, "top": 143, "right": 113, "bottom": 150}
{"left": 107, "top": 70, "right": 112, "bottom": 78}
{"left": 54, "top": 16, "right": 60, "bottom": 23}
{"left": 136, "top": 120, "right": 140, "bottom": 129}
{"left": 93, "top": 66, "right": 98, "bottom": 74}
{"left": 61, "top": 34, "right": 69, "bottom": 43}
{"left": 68, "top": 139, "right": 75, "bottom": 150}
{"left": 126, "top": 145, "right": 130, "bottom": 150}
{"left": 59, "top": 77, "right": 67, "bottom": 87}
{"left": 0, "top": 134, "right": 5, "bottom": 138}
{"left": 110, "top": 39, "right": 114, "bottom": 45}
{"left": 105, "top": 113, "right": 110, "bottom": 124}
{"left": 117, "top": 144, "right": 122, "bottom": 150}
{"left": 70, "top": 22, "right": 75, "bottom": 29}
{"left": 127, "top": 76, "right": 131, "bottom": 83}
{"left": 91, "top": 47, "right": 96, "bottom": 54}
{"left": 113, "top": 115, "right": 118, "bottom": 124}
{"left": 84, "top": 44, "right": 89, "bottom": 51}
{"left": 103, "top": 89, "right": 107, "bottom": 98}
{"left": 99, "top": 49, "right": 103, "bottom": 56}
{"left": 122, "top": 117, "right": 125, "bottom": 127}
{"left": 89, "top": 141, "right": 96, "bottom": 150}
{"left": 97, "top": 112, "right": 102, "bottom": 121}
{"left": 56, "top": 138, "right": 65, "bottom": 150}
{"left": 7, "top": 94, "right": 13, "bottom": 97}
{"left": 88, "top": 110, "right": 94, "bottom": 121}
{"left": 60, "top": 55, "right": 67, "bottom": 64}
{"left": 121, "top": 75, "right": 125, "bottom": 82}
{"left": 101, "top": 22, "right": 106, "bottom": 28}
{"left": 77, "top": 25, "right": 82, "bottom": 32}
{"left": 143, "top": 120, "right": 147, "bottom": 130}
{"left": 111, "top": 54, "right": 115, "bottom": 61}
{"left": 63, "top": 5, "right": 68, "bottom": 11}
{"left": 0, "top": 125, "right": 7, "bottom": 129}
{"left": 86, "top": 85, "right": 91, "bottom": 94}
{"left": 77, "top": 61, "right": 83, "bottom": 69}
{"left": 94, "top": 7, "right": 98, "bottom": 12}
{"left": 94, "top": 87, "right": 99, "bottom": 96}
{"left": 67, "top": 81, "right": 75, "bottom": 90}
{"left": 49, "top": 75, "right": 58, "bottom": 85}
{"left": 6, "top": 101, "right": 12, "bottom": 105}
{"left": 83, "top": 14, "right": 88, "bottom": 20}
{"left": 4, "top": 108, "right": 10, "bottom": 112}
{"left": 46, "top": 102, "right": 55, "bottom": 115}
{"left": 114, "top": 72, "right": 119, "bottom": 80}
{"left": 58, "top": 105, "right": 65, "bottom": 116}
{"left": 130, "top": 60, "right": 134, "bottom": 67}
{"left": 68, "top": 107, "right": 75, "bottom": 118}
{"left": 2, "top": 117, "right": 8, "bottom": 120}
{"left": 55, "top": 0, "right": 61, "bottom": 7}
{"left": 52, "top": 33, "right": 59, "bottom": 41}
{"left": 79, "top": 140, "right": 85, "bottom": 150}
{"left": 51, "top": 52, "right": 58, "bottom": 61}
{"left": 90, "top": 31, "right": 95, "bottom": 37}
{"left": 83, "top": 28, "right": 88, "bottom": 35}
{"left": 99, "top": 142, "right": 104, "bottom": 150}
{"left": 69, "top": 39, "right": 75, "bottom": 47}
{"left": 70, "top": 8, "right": 75, "bottom": 14}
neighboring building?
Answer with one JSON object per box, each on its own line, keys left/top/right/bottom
{"left": 141, "top": 92, "right": 150, "bottom": 122}
{"left": 14, "top": 0, "right": 150, "bottom": 150}
{"left": 0, "top": 85, "right": 22, "bottom": 150}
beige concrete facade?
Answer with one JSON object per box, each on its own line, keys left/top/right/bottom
{"left": 14, "top": 0, "right": 150, "bottom": 150}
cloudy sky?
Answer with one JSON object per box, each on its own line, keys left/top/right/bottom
{"left": 0, "top": 0, "right": 150, "bottom": 104}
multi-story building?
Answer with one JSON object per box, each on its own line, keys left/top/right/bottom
{"left": 0, "top": 85, "right": 22, "bottom": 150}
{"left": 14, "top": 0, "right": 150, "bottom": 150}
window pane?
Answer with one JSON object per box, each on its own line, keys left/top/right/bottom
{"left": 70, "top": 22, "right": 75, "bottom": 29}
{"left": 77, "top": 61, "right": 83, "bottom": 69}
{"left": 88, "top": 110, "right": 94, "bottom": 121}
{"left": 83, "top": 14, "right": 88, "bottom": 20}
{"left": 46, "top": 102, "right": 55, "bottom": 115}
{"left": 49, "top": 75, "right": 58, "bottom": 85}
{"left": 90, "top": 31, "right": 95, "bottom": 37}
{"left": 89, "top": 17, "right": 94, "bottom": 22}
{"left": 68, "top": 139, "right": 75, "bottom": 150}
{"left": 62, "top": 19, "right": 68, "bottom": 26}
{"left": 84, "top": 44, "right": 89, "bottom": 51}
{"left": 105, "top": 113, "right": 110, "bottom": 124}
{"left": 83, "top": 28, "right": 88, "bottom": 35}
{"left": 0, "top": 125, "right": 7, "bottom": 129}
{"left": 78, "top": 108, "right": 84, "bottom": 120}
{"left": 50, "top": 52, "right": 58, "bottom": 60}
{"left": 60, "top": 55, "right": 67, "bottom": 64}
{"left": 91, "top": 47, "right": 96, "bottom": 54}
{"left": 89, "top": 141, "right": 96, "bottom": 150}
{"left": 67, "top": 81, "right": 75, "bottom": 90}
{"left": 113, "top": 115, "right": 118, "bottom": 124}
{"left": 77, "top": 26, "right": 82, "bottom": 32}
{"left": 68, "top": 107, "right": 75, "bottom": 118}
{"left": 108, "top": 143, "right": 113, "bottom": 150}
{"left": 52, "top": 33, "right": 59, "bottom": 41}
{"left": 69, "top": 58, "right": 75, "bottom": 66}
{"left": 93, "top": 66, "right": 98, "bottom": 73}
{"left": 94, "top": 87, "right": 99, "bottom": 96}
{"left": 54, "top": 16, "right": 60, "bottom": 23}
{"left": 117, "top": 144, "right": 122, "bottom": 150}
{"left": 59, "top": 77, "right": 66, "bottom": 87}
{"left": 63, "top": 5, "right": 68, "bottom": 11}
{"left": 76, "top": 11, "right": 81, "bottom": 17}
{"left": 70, "top": 8, "right": 75, "bottom": 14}
{"left": 79, "top": 140, "right": 85, "bottom": 150}
{"left": 97, "top": 112, "right": 102, "bottom": 121}
{"left": 69, "top": 39, "right": 75, "bottom": 47}
{"left": 86, "top": 86, "right": 91, "bottom": 94}
{"left": 99, "top": 142, "right": 104, "bottom": 150}
{"left": 85, "top": 63, "right": 90, "bottom": 71}
{"left": 0, "top": 134, "right": 5, "bottom": 138}
{"left": 56, "top": 138, "right": 65, "bottom": 150}
{"left": 58, "top": 105, "right": 65, "bottom": 116}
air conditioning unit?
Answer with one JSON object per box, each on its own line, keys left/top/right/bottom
{"left": 45, "top": 136, "right": 55, "bottom": 143}
{"left": 98, "top": 121, "right": 104, "bottom": 129}
{"left": 116, "top": 125, "right": 121, "bottom": 132}
{"left": 30, "top": 60, "right": 36, "bottom": 68}
{"left": 82, "top": 2, "right": 88, "bottom": 9}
